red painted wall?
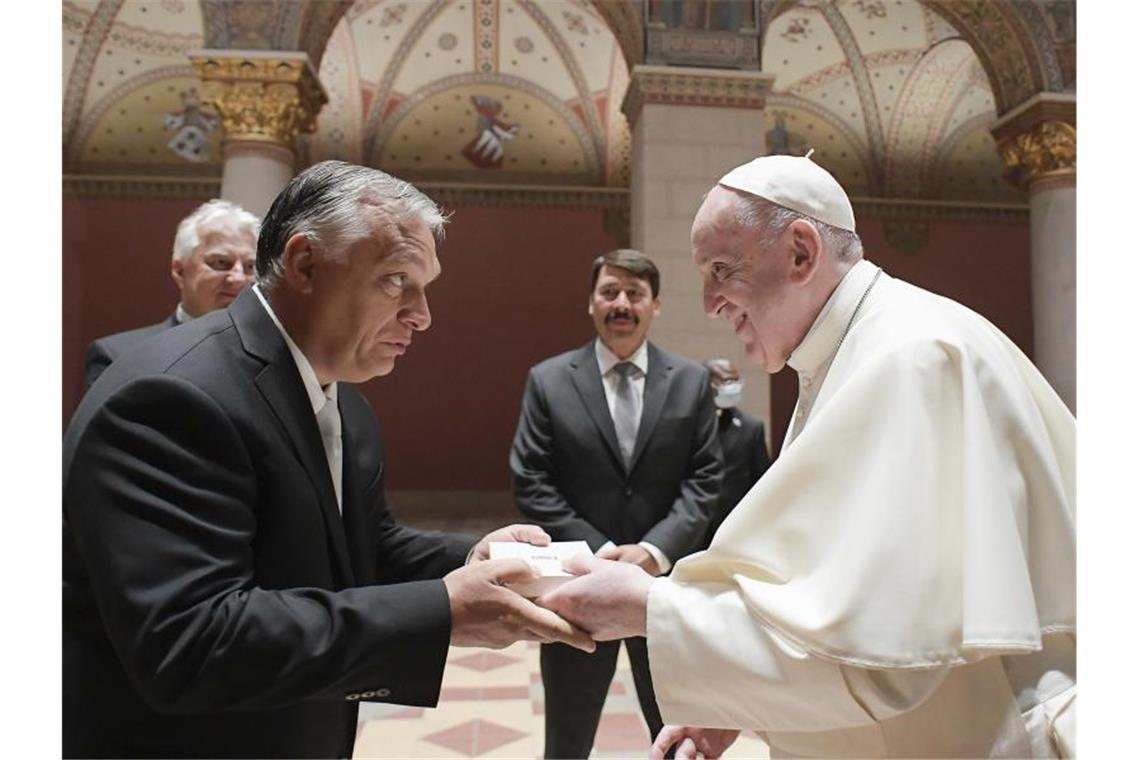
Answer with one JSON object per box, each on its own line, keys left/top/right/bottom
{"left": 357, "top": 205, "right": 619, "bottom": 489}
{"left": 767, "top": 215, "right": 1034, "bottom": 451}
{"left": 63, "top": 198, "right": 620, "bottom": 490}
{"left": 63, "top": 198, "right": 1030, "bottom": 484}
{"left": 63, "top": 196, "right": 206, "bottom": 420}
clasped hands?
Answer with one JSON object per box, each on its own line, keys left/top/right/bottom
{"left": 449, "top": 527, "right": 736, "bottom": 758}
{"left": 445, "top": 526, "right": 659, "bottom": 651}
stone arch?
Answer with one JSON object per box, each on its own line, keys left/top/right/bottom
{"left": 587, "top": 0, "right": 643, "bottom": 69}
{"left": 762, "top": 0, "right": 1064, "bottom": 115}
{"left": 199, "top": 0, "right": 352, "bottom": 70}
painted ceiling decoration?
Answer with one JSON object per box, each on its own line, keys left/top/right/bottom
{"left": 63, "top": 0, "right": 1072, "bottom": 204}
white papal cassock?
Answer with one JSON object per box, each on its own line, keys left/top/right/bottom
{"left": 647, "top": 259, "right": 1075, "bottom": 758}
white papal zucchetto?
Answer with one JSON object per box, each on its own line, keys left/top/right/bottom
{"left": 717, "top": 151, "right": 857, "bottom": 233}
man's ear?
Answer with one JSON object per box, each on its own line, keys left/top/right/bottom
{"left": 652, "top": 296, "right": 662, "bottom": 318}
{"left": 787, "top": 219, "right": 824, "bottom": 285}
{"left": 587, "top": 297, "right": 594, "bottom": 316}
{"left": 279, "top": 233, "right": 317, "bottom": 293}
{"left": 170, "top": 256, "right": 184, "bottom": 289}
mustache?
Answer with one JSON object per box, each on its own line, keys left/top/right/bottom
{"left": 605, "top": 311, "right": 638, "bottom": 325}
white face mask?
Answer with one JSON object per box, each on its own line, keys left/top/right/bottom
{"left": 714, "top": 380, "right": 744, "bottom": 409}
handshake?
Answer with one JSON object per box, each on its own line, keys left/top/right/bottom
{"left": 443, "top": 525, "right": 658, "bottom": 652}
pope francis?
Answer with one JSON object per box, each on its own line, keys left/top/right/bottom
{"left": 537, "top": 154, "right": 1076, "bottom": 759}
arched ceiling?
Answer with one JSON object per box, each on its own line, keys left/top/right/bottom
{"left": 303, "top": 0, "right": 630, "bottom": 187}
{"left": 761, "top": 0, "right": 1022, "bottom": 202}
{"left": 63, "top": 0, "right": 1071, "bottom": 204}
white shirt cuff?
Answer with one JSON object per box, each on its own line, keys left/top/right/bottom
{"left": 639, "top": 541, "right": 671, "bottom": 575}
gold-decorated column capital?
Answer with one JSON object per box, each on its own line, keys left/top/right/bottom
{"left": 991, "top": 93, "right": 1076, "bottom": 193}
{"left": 188, "top": 49, "right": 328, "bottom": 150}
{"left": 622, "top": 65, "right": 775, "bottom": 127}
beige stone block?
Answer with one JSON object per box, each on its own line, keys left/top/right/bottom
{"left": 666, "top": 105, "right": 726, "bottom": 143}
{"left": 638, "top": 180, "right": 670, "bottom": 223}
{"left": 644, "top": 140, "right": 714, "bottom": 181}
{"left": 641, "top": 217, "right": 697, "bottom": 255}
{"left": 702, "top": 142, "right": 763, "bottom": 180}
{"left": 669, "top": 179, "right": 714, "bottom": 218}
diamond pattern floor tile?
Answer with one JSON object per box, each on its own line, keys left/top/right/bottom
{"left": 423, "top": 718, "right": 528, "bottom": 757}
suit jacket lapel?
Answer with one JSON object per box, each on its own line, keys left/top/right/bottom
{"left": 568, "top": 343, "right": 624, "bottom": 470}
{"left": 629, "top": 343, "right": 673, "bottom": 472}
{"left": 230, "top": 290, "right": 355, "bottom": 587}
{"left": 339, "top": 395, "right": 378, "bottom": 585}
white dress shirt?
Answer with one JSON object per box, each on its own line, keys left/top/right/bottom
{"left": 252, "top": 284, "right": 343, "bottom": 514}
{"left": 593, "top": 339, "right": 671, "bottom": 575}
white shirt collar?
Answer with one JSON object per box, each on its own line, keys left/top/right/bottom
{"left": 787, "top": 259, "right": 879, "bottom": 377}
{"left": 251, "top": 283, "right": 337, "bottom": 415}
{"left": 595, "top": 337, "right": 649, "bottom": 377}
{"left": 174, "top": 303, "right": 191, "bottom": 324}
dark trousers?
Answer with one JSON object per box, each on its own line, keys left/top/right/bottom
{"left": 540, "top": 637, "right": 665, "bottom": 759}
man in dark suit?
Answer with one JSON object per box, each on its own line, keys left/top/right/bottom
{"left": 702, "top": 359, "right": 770, "bottom": 546}
{"left": 510, "top": 248, "right": 722, "bottom": 759}
{"left": 64, "top": 161, "right": 592, "bottom": 759}
{"left": 83, "top": 198, "right": 260, "bottom": 389}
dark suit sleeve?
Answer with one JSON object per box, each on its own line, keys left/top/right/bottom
{"left": 640, "top": 369, "right": 723, "bottom": 562}
{"left": 509, "top": 367, "right": 610, "bottom": 548}
{"left": 373, "top": 487, "right": 476, "bottom": 582}
{"left": 65, "top": 375, "right": 453, "bottom": 715}
{"left": 83, "top": 340, "right": 113, "bottom": 391}
{"left": 751, "top": 420, "right": 772, "bottom": 483}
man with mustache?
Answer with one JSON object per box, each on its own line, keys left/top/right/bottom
{"left": 538, "top": 155, "right": 1075, "bottom": 758}
{"left": 83, "top": 198, "right": 260, "bottom": 390}
{"left": 510, "top": 248, "right": 722, "bottom": 758}
{"left": 64, "top": 161, "right": 593, "bottom": 758}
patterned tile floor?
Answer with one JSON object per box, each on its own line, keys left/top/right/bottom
{"left": 353, "top": 641, "right": 770, "bottom": 759}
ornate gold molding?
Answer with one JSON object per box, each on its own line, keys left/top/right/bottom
{"left": 622, "top": 65, "right": 775, "bottom": 126}
{"left": 991, "top": 93, "right": 1076, "bottom": 192}
{"left": 188, "top": 49, "right": 328, "bottom": 150}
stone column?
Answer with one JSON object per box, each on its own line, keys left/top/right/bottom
{"left": 623, "top": 65, "right": 776, "bottom": 435}
{"left": 188, "top": 50, "right": 327, "bottom": 218}
{"left": 992, "top": 93, "right": 1077, "bottom": 411}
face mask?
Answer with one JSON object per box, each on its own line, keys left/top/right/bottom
{"left": 714, "top": 380, "right": 744, "bottom": 409}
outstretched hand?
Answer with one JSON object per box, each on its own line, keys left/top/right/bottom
{"left": 467, "top": 523, "right": 551, "bottom": 564}
{"left": 535, "top": 553, "right": 655, "bottom": 641}
{"left": 651, "top": 726, "right": 741, "bottom": 760}
{"left": 444, "top": 558, "right": 595, "bottom": 652}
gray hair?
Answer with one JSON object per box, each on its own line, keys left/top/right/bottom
{"left": 256, "top": 161, "right": 448, "bottom": 288}
{"left": 731, "top": 193, "right": 863, "bottom": 263}
{"left": 172, "top": 199, "right": 260, "bottom": 261}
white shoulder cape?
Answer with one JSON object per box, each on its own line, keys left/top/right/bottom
{"left": 671, "top": 276, "right": 1076, "bottom": 669}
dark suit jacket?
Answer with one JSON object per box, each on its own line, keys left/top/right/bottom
{"left": 705, "top": 407, "right": 770, "bottom": 545}
{"left": 509, "top": 341, "right": 721, "bottom": 563}
{"left": 83, "top": 312, "right": 180, "bottom": 390}
{"left": 63, "top": 289, "right": 474, "bottom": 759}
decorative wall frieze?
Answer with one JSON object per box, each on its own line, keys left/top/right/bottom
{"left": 418, "top": 182, "right": 629, "bottom": 210}
{"left": 851, "top": 196, "right": 1029, "bottom": 224}
{"left": 63, "top": 174, "right": 222, "bottom": 199}
{"left": 188, "top": 49, "right": 328, "bottom": 149}
{"left": 621, "top": 65, "right": 775, "bottom": 126}
{"left": 62, "top": 174, "right": 1032, "bottom": 226}
{"left": 991, "top": 93, "right": 1075, "bottom": 192}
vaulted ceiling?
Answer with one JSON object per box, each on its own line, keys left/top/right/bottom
{"left": 63, "top": 0, "right": 1074, "bottom": 203}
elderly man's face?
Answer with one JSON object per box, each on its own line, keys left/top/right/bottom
{"left": 692, "top": 187, "right": 799, "bottom": 373}
{"left": 303, "top": 209, "right": 439, "bottom": 384}
{"left": 172, "top": 219, "right": 257, "bottom": 318}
